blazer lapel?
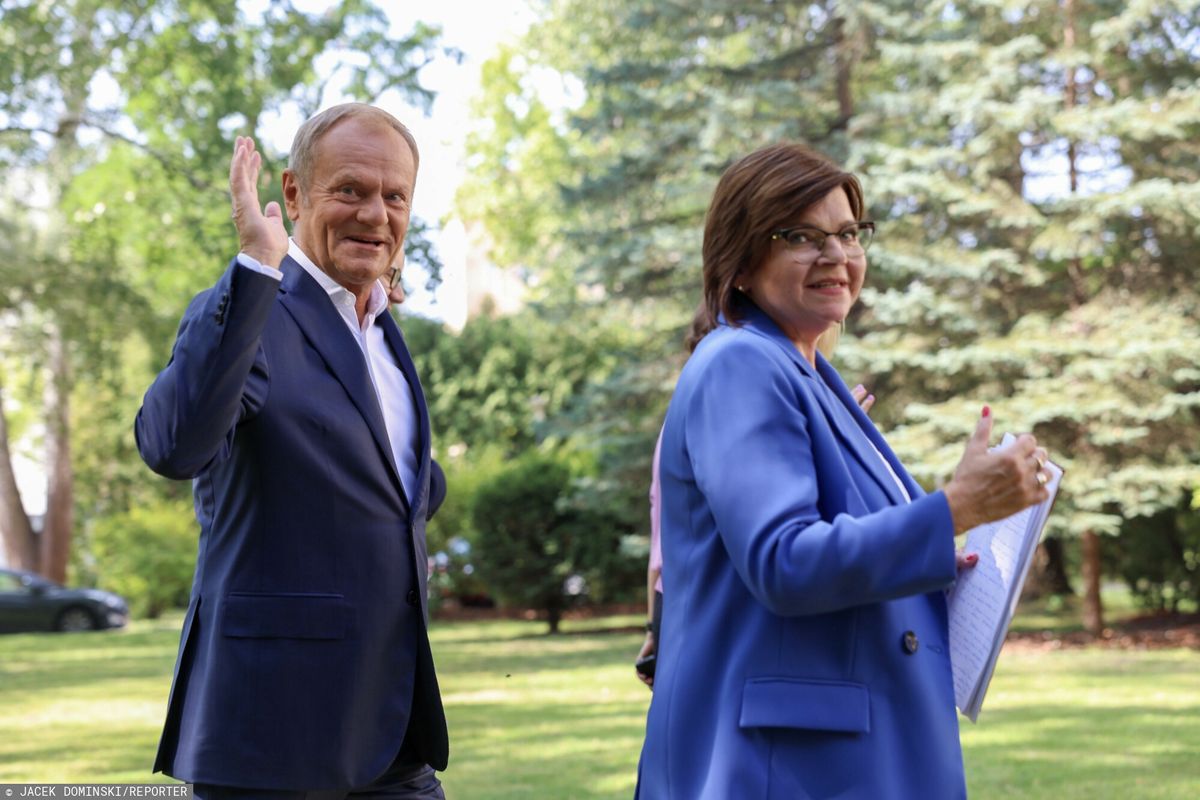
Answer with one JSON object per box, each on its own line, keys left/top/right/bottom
{"left": 276, "top": 258, "right": 407, "bottom": 504}
{"left": 736, "top": 305, "right": 909, "bottom": 506}
{"left": 813, "top": 355, "right": 915, "bottom": 505}
{"left": 377, "top": 310, "right": 431, "bottom": 515}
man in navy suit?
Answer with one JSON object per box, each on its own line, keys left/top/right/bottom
{"left": 136, "top": 104, "right": 448, "bottom": 798}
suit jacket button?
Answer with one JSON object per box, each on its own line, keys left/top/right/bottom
{"left": 902, "top": 630, "right": 919, "bottom": 654}
{"left": 406, "top": 589, "right": 419, "bottom": 607}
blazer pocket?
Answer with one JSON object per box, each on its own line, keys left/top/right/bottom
{"left": 221, "top": 592, "right": 348, "bottom": 640}
{"left": 739, "top": 678, "right": 871, "bottom": 733}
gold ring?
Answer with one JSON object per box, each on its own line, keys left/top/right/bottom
{"left": 1035, "top": 453, "right": 1047, "bottom": 469}
{"left": 1036, "top": 470, "right": 1048, "bottom": 487}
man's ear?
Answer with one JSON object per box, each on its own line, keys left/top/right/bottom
{"left": 281, "top": 169, "right": 303, "bottom": 222}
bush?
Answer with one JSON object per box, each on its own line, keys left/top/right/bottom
{"left": 471, "top": 452, "right": 578, "bottom": 632}
{"left": 86, "top": 500, "right": 197, "bottom": 618}
{"left": 425, "top": 446, "right": 509, "bottom": 612}
{"left": 1110, "top": 497, "right": 1200, "bottom": 613}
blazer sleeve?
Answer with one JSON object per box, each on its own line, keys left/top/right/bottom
{"left": 682, "top": 336, "right": 957, "bottom": 617}
{"left": 135, "top": 259, "right": 280, "bottom": 480}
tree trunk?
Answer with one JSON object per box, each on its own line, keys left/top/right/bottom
{"left": 1022, "top": 538, "right": 1074, "bottom": 599}
{"left": 0, "top": 376, "right": 38, "bottom": 571}
{"left": 39, "top": 326, "right": 73, "bottom": 584}
{"left": 1062, "top": 0, "right": 1089, "bottom": 307}
{"left": 831, "top": 12, "right": 855, "bottom": 133}
{"left": 1080, "top": 529, "right": 1104, "bottom": 636}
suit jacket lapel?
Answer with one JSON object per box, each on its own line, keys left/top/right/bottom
{"left": 736, "top": 305, "right": 910, "bottom": 506}
{"left": 377, "top": 310, "right": 431, "bottom": 515}
{"left": 813, "top": 355, "right": 917, "bottom": 504}
{"left": 277, "top": 258, "right": 408, "bottom": 507}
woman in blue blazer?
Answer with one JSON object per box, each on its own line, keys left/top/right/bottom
{"left": 634, "top": 144, "right": 1052, "bottom": 799}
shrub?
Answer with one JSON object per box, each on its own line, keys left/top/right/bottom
{"left": 1110, "top": 497, "right": 1200, "bottom": 613}
{"left": 86, "top": 500, "right": 197, "bottom": 618}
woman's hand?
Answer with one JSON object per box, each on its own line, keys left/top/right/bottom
{"left": 943, "top": 407, "right": 1051, "bottom": 535}
{"left": 851, "top": 383, "right": 875, "bottom": 414}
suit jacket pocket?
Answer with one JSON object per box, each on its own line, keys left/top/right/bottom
{"left": 221, "top": 592, "right": 348, "bottom": 640}
{"left": 739, "top": 677, "right": 871, "bottom": 733}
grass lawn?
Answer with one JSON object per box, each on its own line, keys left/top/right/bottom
{"left": 0, "top": 606, "right": 1196, "bottom": 798}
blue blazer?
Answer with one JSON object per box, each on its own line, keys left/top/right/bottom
{"left": 136, "top": 257, "right": 447, "bottom": 789}
{"left": 635, "top": 304, "right": 966, "bottom": 800}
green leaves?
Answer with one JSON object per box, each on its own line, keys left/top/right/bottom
{"left": 454, "top": 0, "right": 1200, "bottom": 552}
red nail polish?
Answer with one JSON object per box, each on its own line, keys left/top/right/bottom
{"left": 981, "top": 405, "right": 990, "bottom": 418}
{"left": 967, "top": 554, "right": 978, "bottom": 563}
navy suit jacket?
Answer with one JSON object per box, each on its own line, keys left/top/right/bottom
{"left": 635, "top": 304, "right": 966, "bottom": 800}
{"left": 136, "top": 257, "right": 448, "bottom": 789}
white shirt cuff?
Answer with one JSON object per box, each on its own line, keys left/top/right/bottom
{"left": 236, "top": 252, "right": 283, "bottom": 280}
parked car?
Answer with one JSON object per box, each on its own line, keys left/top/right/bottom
{"left": 0, "top": 567, "right": 129, "bottom": 633}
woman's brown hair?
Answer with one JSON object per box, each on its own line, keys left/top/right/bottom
{"left": 688, "top": 143, "right": 865, "bottom": 352}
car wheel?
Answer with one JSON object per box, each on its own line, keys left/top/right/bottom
{"left": 55, "top": 607, "right": 98, "bottom": 632}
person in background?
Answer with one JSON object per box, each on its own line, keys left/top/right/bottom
{"left": 635, "top": 432, "right": 665, "bottom": 688}
{"left": 634, "top": 142, "right": 1052, "bottom": 799}
{"left": 136, "top": 104, "right": 448, "bottom": 799}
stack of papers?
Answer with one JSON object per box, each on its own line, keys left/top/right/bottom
{"left": 947, "top": 433, "right": 1064, "bottom": 722}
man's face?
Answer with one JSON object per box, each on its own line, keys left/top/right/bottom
{"left": 283, "top": 117, "right": 416, "bottom": 294}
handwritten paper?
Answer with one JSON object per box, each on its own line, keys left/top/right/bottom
{"left": 947, "top": 434, "right": 1063, "bottom": 722}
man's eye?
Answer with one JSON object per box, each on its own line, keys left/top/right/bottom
{"left": 340, "top": 186, "right": 356, "bottom": 196}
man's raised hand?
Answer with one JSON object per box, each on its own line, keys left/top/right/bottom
{"left": 230, "top": 136, "right": 288, "bottom": 268}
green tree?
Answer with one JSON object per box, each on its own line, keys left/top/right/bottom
{"left": 844, "top": 0, "right": 1200, "bottom": 633}
{"left": 457, "top": 0, "right": 1200, "bottom": 635}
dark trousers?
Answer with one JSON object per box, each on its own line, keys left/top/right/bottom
{"left": 193, "top": 737, "right": 444, "bottom": 800}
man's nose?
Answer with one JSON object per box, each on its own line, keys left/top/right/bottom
{"left": 358, "top": 193, "right": 387, "bottom": 226}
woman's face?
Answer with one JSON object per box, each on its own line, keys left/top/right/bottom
{"left": 740, "top": 187, "right": 866, "bottom": 355}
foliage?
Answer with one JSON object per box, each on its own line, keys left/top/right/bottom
{"left": 470, "top": 451, "right": 578, "bottom": 632}
{"left": 455, "top": 0, "right": 1200, "bottom": 624}
{"left": 405, "top": 304, "right": 662, "bottom": 594}
{"left": 1108, "top": 495, "right": 1200, "bottom": 613}
{"left": 404, "top": 306, "right": 634, "bottom": 455}
{"left": 425, "top": 445, "right": 510, "bottom": 609}
{"left": 81, "top": 500, "right": 197, "bottom": 619}
{"left": 470, "top": 450, "right": 637, "bottom": 631}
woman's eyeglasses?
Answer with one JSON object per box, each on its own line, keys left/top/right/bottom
{"left": 770, "top": 222, "right": 875, "bottom": 255}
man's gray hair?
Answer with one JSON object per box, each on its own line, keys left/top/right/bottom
{"left": 288, "top": 103, "right": 419, "bottom": 190}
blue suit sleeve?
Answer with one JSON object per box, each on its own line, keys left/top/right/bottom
{"left": 135, "top": 259, "right": 280, "bottom": 480}
{"left": 683, "top": 337, "right": 957, "bottom": 616}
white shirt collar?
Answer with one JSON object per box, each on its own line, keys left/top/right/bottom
{"left": 288, "top": 238, "right": 389, "bottom": 325}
